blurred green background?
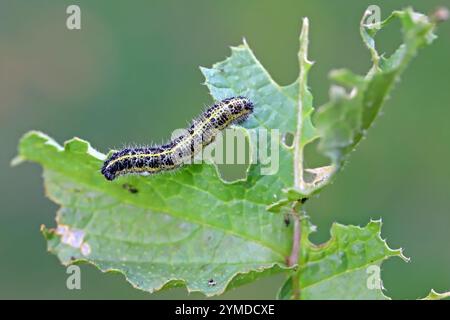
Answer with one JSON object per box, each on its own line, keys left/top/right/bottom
{"left": 1, "top": 0, "right": 449, "bottom": 299}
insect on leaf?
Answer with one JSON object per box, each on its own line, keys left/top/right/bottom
{"left": 13, "top": 7, "right": 445, "bottom": 298}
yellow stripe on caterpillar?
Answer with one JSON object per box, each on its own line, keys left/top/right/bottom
{"left": 101, "top": 97, "right": 254, "bottom": 181}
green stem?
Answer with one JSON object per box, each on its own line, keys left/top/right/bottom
{"left": 293, "top": 17, "right": 310, "bottom": 191}
{"left": 289, "top": 17, "right": 311, "bottom": 300}
{"left": 287, "top": 204, "right": 301, "bottom": 299}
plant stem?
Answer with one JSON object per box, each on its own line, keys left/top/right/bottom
{"left": 289, "top": 17, "right": 311, "bottom": 301}
{"left": 287, "top": 204, "right": 301, "bottom": 299}
{"left": 288, "top": 208, "right": 301, "bottom": 267}
{"left": 293, "top": 18, "right": 310, "bottom": 192}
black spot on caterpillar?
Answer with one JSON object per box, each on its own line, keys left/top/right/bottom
{"left": 101, "top": 97, "right": 254, "bottom": 181}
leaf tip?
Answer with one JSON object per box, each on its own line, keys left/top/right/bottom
{"left": 422, "top": 289, "right": 450, "bottom": 300}
{"left": 40, "top": 224, "right": 59, "bottom": 242}
{"left": 242, "top": 37, "right": 249, "bottom": 48}
{"left": 63, "top": 137, "right": 106, "bottom": 160}
{"left": 10, "top": 155, "right": 24, "bottom": 167}
{"left": 299, "top": 17, "right": 310, "bottom": 44}
{"left": 14, "top": 130, "right": 64, "bottom": 165}
{"left": 64, "top": 137, "right": 89, "bottom": 153}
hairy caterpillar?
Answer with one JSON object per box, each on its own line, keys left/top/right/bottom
{"left": 101, "top": 97, "right": 254, "bottom": 180}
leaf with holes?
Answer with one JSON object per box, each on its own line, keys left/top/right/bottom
{"left": 277, "top": 220, "right": 408, "bottom": 300}
{"left": 13, "top": 7, "right": 448, "bottom": 299}
{"left": 314, "top": 8, "right": 437, "bottom": 185}
{"left": 15, "top": 131, "right": 292, "bottom": 296}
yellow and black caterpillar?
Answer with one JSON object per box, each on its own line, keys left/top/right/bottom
{"left": 101, "top": 97, "right": 254, "bottom": 180}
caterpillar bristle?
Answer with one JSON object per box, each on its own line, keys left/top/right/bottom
{"left": 101, "top": 97, "right": 254, "bottom": 181}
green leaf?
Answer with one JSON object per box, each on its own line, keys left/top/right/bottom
{"left": 201, "top": 19, "right": 318, "bottom": 201}
{"left": 277, "top": 220, "right": 408, "bottom": 300}
{"left": 314, "top": 8, "right": 437, "bottom": 179}
{"left": 14, "top": 7, "right": 446, "bottom": 299}
{"left": 202, "top": 17, "right": 323, "bottom": 209}
{"left": 421, "top": 290, "right": 450, "bottom": 300}
{"left": 276, "top": 7, "right": 444, "bottom": 300}
{"left": 16, "top": 131, "right": 291, "bottom": 296}
{"left": 16, "top": 17, "right": 321, "bottom": 296}
{"left": 14, "top": 130, "right": 410, "bottom": 299}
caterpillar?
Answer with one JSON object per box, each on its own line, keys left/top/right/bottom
{"left": 101, "top": 96, "right": 254, "bottom": 181}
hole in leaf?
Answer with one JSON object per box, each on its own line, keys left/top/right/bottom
{"left": 372, "top": 18, "right": 403, "bottom": 61}
{"left": 282, "top": 132, "right": 295, "bottom": 148}
{"left": 214, "top": 129, "right": 251, "bottom": 183}
{"left": 303, "top": 139, "right": 330, "bottom": 171}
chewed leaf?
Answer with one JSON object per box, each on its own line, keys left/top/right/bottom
{"left": 421, "top": 290, "right": 450, "bottom": 300}
{"left": 17, "top": 131, "right": 292, "bottom": 296}
{"left": 314, "top": 8, "right": 437, "bottom": 181}
{"left": 15, "top": 131, "right": 416, "bottom": 299}
{"left": 14, "top": 6, "right": 446, "bottom": 299}
{"left": 277, "top": 220, "right": 408, "bottom": 300}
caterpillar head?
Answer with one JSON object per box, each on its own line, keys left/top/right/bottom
{"left": 224, "top": 96, "right": 254, "bottom": 122}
